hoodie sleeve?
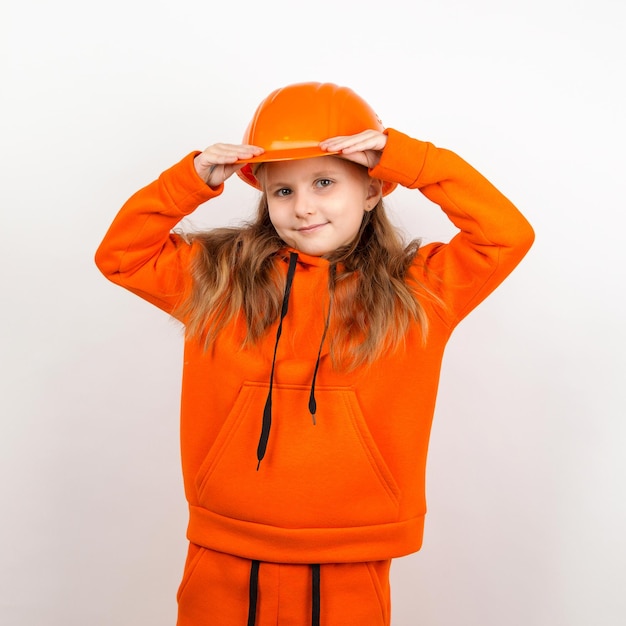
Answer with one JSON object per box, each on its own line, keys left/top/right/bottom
{"left": 369, "top": 128, "right": 535, "bottom": 327}
{"left": 94, "top": 152, "right": 223, "bottom": 315}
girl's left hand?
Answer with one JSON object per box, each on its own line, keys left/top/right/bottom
{"left": 319, "top": 130, "right": 387, "bottom": 169}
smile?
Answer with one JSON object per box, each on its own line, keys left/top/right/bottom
{"left": 297, "top": 223, "right": 329, "bottom": 233}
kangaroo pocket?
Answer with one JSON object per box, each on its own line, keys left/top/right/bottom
{"left": 194, "top": 382, "right": 401, "bottom": 529}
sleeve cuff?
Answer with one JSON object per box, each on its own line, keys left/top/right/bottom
{"left": 158, "top": 151, "right": 225, "bottom": 216}
{"left": 369, "top": 128, "right": 432, "bottom": 189}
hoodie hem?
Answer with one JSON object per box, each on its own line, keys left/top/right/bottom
{"left": 187, "top": 504, "right": 424, "bottom": 564}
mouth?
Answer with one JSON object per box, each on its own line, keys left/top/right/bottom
{"left": 297, "top": 222, "right": 328, "bottom": 233}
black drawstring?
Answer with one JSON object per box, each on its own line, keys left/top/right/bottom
{"left": 247, "top": 560, "right": 260, "bottom": 626}
{"left": 257, "top": 252, "right": 299, "bottom": 470}
{"left": 308, "top": 264, "right": 334, "bottom": 425}
{"left": 308, "top": 298, "right": 332, "bottom": 425}
{"left": 248, "top": 255, "right": 328, "bottom": 625}
{"left": 258, "top": 256, "right": 334, "bottom": 464}
{"left": 246, "top": 560, "right": 320, "bottom": 626}
{"left": 311, "top": 564, "right": 321, "bottom": 626}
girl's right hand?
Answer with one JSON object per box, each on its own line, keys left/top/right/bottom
{"left": 194, "top": 143, "right": 264, "bottom": 187}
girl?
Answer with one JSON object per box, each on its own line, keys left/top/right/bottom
{"left": 96, "top": 82, "right": 534, "bottom": 626}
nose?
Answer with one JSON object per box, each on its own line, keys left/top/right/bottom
{"left": 293, "top": 191, "right": 315, "bottom": 218}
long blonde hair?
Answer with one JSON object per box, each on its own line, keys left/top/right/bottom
{"left": 176, "top": 176, "right": 439, "bottom": 368}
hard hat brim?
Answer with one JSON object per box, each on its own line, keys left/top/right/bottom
{"left": 236, "top": 145, "right": 341, "bottom": 165}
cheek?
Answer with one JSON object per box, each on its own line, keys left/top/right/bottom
{"left": 267, "top": 205, "right": 291, "bottom": 238}
{"left": 266, "top": 204, "right": 282, "bottom": 227}
{"left": 347, "top": 209, "right": 367, "bottom": 231}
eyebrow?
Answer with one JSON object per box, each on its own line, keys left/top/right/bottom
{"left": 266, "top": 169, "right": 341, "bottom": 188}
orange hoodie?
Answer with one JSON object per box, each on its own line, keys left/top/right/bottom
{"left": 95, "top": 129, "right": 534, "bottom": 564}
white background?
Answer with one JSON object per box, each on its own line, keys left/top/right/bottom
{"left": 2, "top": 0, "right": 625, "bottom": 624}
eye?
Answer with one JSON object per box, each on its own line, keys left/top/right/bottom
{"left": 274, "top": 187, "right": 292, "bottom": 197}
{"left": 315, "top": 178, "right": 333, "bottom": 189}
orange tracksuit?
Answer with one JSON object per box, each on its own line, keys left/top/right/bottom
{"left": 95, "top": 129, "right": 534, "bottom": 625}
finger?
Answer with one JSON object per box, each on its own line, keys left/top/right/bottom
{"left": 320, "top": 131, "right": 386, "bottom": 153}
{"left": 200, "top": 144, "right": 264, "bottom": 165}
{"left": 232, "top": 145, "right": 265, "bottom": 161}
{"left": 319, "top": 135, "right": 354, "bottom": 151}
{"left": 322, "top": 130, "right": 380, "bottom": 144}
{"left": 205, "top": 163, "right": 240, "bottom": 187}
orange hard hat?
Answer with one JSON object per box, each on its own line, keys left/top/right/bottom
{"left": 236, "top": 82, "right": 397, "bottom": 196}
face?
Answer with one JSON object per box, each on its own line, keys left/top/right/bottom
{"left": 261, "top": 156, "right": 382, "bottom": 258}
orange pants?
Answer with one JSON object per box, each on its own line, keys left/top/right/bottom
{"left": 176, "top": 544, "right": 391, "bottom": 626}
